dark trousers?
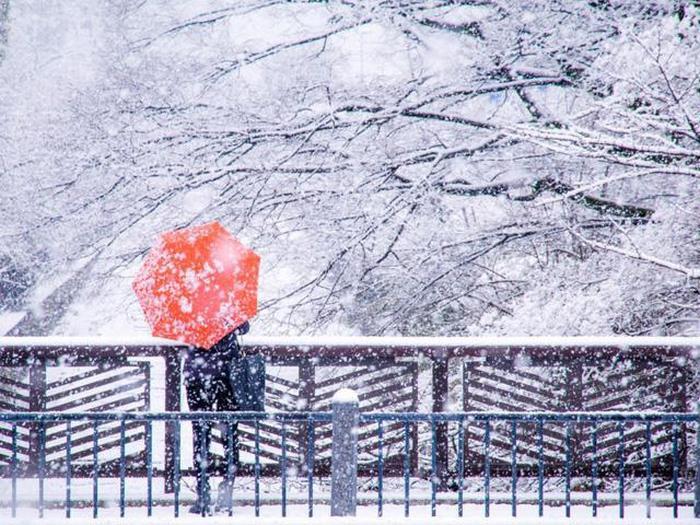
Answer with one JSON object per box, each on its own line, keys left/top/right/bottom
{"left": 184, "top": 352, "right": 238, "bottom": 505}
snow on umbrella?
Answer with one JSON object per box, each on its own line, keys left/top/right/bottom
{"left": 132, "top": 221, "right": 260, "bottom": 349}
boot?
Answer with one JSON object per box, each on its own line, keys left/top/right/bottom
{"left": 215, "top": 479, "right": 235, "bottom": 512}
{"left": 189, "top": 480, "right": 212, "bottom": 515}
{"left": 188, "top": 499, "right": 212, "bottom": 516}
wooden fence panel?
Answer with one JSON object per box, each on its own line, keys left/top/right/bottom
{"left": 0, "top": 361, "right": 150, "bottom": 476}
{"left": 460, "top": 356, "right": 690, "bottom": 477}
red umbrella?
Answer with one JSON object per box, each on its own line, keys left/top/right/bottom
{"left": 132, "top": 221, "right": 260, "bottom": 349}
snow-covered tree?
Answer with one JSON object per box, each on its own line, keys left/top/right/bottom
{"left": 0, "top": 1, "right": 698, "bottom": 336}
{"left": 0, "top": 1, "right": 8, "bottom": 60}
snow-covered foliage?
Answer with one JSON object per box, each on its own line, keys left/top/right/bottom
{"left": 0, "top": 1, "right": 698, "bottom": 337}
{"left": 0, "top": 1, "right": 7, "bottom": 63}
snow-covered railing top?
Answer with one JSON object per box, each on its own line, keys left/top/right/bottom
{"left": 0, "top": 335, "right": 698, "bottom": 363}
{"left": 0, "top": 334, "right": 698, "bottom": 353}
{"left": 245, "top": 335, "right": 700, "bottom": 351}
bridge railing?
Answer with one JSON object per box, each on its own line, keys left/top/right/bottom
{"left": 0, "top": 408, "right": 699, "bottom": 519}
{"left": 1, "top": 336, "right": 699, "bottom": 493}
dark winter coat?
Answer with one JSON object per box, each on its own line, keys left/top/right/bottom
{"left": 184, "top": 321, "right": 265, "bottom": 411}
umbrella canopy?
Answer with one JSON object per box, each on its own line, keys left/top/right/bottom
{"left": 132, "top": 221, "right": 260, "bottom": 349}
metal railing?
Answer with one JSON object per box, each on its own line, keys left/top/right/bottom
{"left": 1, "top": 408, "right": 699, "bottom": 519}
{"left": 361, "top": 411, "right": 699, "bottom": 520}
{"left": 2, "top": 335, "right": 699, "bottom": 489}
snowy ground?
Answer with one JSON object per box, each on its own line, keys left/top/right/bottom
{"left": 1, "top": 473, "right": 697, "bottom": 523}
{"left": 9, "top": 519, "right": 700, "bottom": 525}
{"left": 5, "top": 502, "right": 699, "bottom": 524}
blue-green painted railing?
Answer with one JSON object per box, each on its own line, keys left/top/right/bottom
{"left": 0, "top": 410, "right": 698, "bottom": 519}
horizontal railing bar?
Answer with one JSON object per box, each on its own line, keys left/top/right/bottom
{"left": 360, "top": 412, "right": 697, "bottom": 423}
{"left": 0, "top": 411, "right": 334, "bottom": 422}
{"left": 1, "top": 411, "right": 695, "bottom": 424}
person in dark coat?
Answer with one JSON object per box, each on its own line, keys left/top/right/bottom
{"left": 184, "top": 321, "right": 250, "bottom": 514}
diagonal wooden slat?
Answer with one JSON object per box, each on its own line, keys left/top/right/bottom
{"left": 46, "top": 365, "right": 141, "bottom": 391}
{"left": 48, "top": 385, "right": 147, "bottom": 413}
{"left": 0, "top": 372, "right": 29, "bottom": 392}
{"left": 462, "top": 358, "right": 687, "bottom": 477}
{"left": 468, "top": 366, "right": 560, "bottom": 402}
{"left": 264, "top": 373, "right": 298, "bottom": 390}
{"left": 0, "top": 385, "right": 29, "bottom": 404}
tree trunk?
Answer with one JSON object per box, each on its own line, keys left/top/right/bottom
{"left": 0, "top": 0, "right": 8, "bottom": 65}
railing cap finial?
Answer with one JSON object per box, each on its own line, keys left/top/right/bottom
{"left": 333, "top": 388, "right": 359, "bottom": 404}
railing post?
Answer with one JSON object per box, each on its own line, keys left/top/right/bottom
{"left": 432, "top": 351, "right": 449, "bottom": 489}
{"left": 331, "top": 388, "right": 359, "bottom": 517}
{"left": 28, "top": 357, "right": 46, "bottom": 476}
{"left": 695, "top": 401, "right": 700, "bottom": 518}
{"left": 164, "top": 352, "right": 181, "bottom": 493}
{"left": 298, "top": 360, "right": 315, "bottom": 474}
